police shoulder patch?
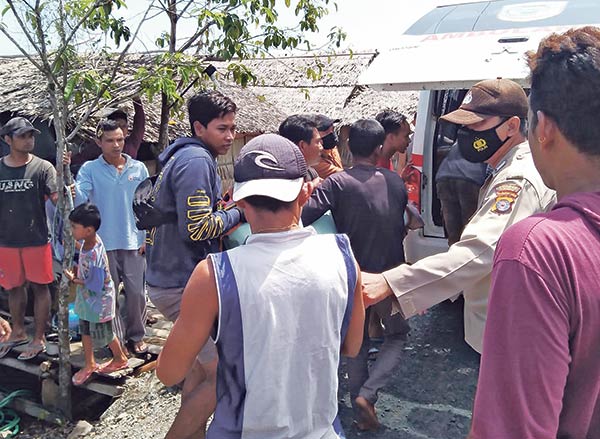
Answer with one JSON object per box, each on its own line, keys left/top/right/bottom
{"left": 490, "top": 182, "right": 522, "bottom": 215}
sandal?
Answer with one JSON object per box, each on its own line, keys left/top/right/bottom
{"left": 130, "top": 340, "right": 148, "bottom": 355}
{"left": 17, "top": 341, "right": 46, "bottom": 361}
{"left": 72, "top": 365, "right": 100, "bottom": 386}
{"left": 0, "top": 338, "right": 29, "bottom": 359}
{"left": 98, "top": 359, "right": 129, "bottom": 374}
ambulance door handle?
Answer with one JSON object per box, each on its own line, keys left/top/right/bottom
{"left": 498, "top": 37, "right": 529, "bottom": 43}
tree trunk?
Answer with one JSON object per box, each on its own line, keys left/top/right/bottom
{"left": 156, "top": 0, "right": 179, "bottom": 153}
{"left": 156, "top": 92, "right": 171, "bottom": 153}
{"left": 51, "top": 90, "right": 74, "bottom": 420}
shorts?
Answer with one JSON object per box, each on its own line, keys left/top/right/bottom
{"left": 80, "top": 319, "right": 116, "bottom": 349}
{"left": 0, "top": 244, "right": 54, "bottom": 290}
{"left": 147, "top": 285, "right": 217, "bottom": 364}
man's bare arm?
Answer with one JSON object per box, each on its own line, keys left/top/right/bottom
{"left": 341, "top": 263, "right": 365, "bottom": 357}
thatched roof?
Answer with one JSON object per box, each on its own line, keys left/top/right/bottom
{"left": 0, "top": 52, "right": 418, "bottom": 147}
{"left": 0, "top": 55, "right": 285, "bottom": 143}
{"left": 240, "top": 53, "right": 376, "bottom": 87}
{"left": 0, "top": 58, "right": 51, "bottom": 123}
{"left": 339, "top": 86, "right": 419, "bottom": 124}
{"left": 218, "top": 53, "right": 419, "bottom": 124}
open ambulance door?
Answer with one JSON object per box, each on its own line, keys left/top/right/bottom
{"left": 358, "top": 26, "right": 564, "bottom": 259}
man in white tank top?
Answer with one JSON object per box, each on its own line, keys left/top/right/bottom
{"left": 157, "top": 133, "right": 365, "bottom": 439}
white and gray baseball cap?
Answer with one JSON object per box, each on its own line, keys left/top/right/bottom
{"left": 233, "top": 133, "right": 307, "bottom": 202}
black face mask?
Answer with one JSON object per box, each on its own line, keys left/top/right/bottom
{"left": 457, "top": 119, "right": 508, "bottom": 163}
{"left": 322, "top": 132, "right": 338, "bottom": 150}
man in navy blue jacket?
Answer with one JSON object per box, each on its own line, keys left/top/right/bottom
{"left": 146, "top": 90, "right": 242, "bottom": 439}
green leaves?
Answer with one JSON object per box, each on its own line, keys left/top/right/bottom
{"left": 155, "top": 32, "right": 170, "bottom": 49}
{"left": 136, "top": 52, "right": 213, "bottom": 116}
{"left": 65, "top": 0, "right": 131, "bottom": 47}
{"left": 227, "top": 62, "right": 257, "bottom": 87}
{"left": 183, "top": 0, "right": 335, "bottom": 61}
{"left": 63, "top": 66, "right": 114, "bottom": 106}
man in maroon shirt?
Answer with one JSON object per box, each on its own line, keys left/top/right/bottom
{"left": 71, "top": 96, "right": 145, "bottom": 168}
{"left": 470, "top": 27, "right": 600, "bottom": 439}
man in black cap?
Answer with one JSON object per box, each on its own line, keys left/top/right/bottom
{"left": 0, "top": 117, "right": 57, "bottom": 360}
{"left": 71, "top": 96, "right": 146, "bottom": 167}
{"left": 363, "top": 79, "right": 555, "bottom": 356}
{"left": 309, "top": 114, "right": 344, "bottom": 178}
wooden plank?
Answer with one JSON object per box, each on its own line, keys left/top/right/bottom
{"left": 0, "top": 357, "right": 43, "bottom": 377}
{"left": 80, "top": 380, "right": 124, "bottom": 398}
{"left": 95, "top": 357, "right": 145, "bottom": 380}
{"left": 0, "top": 390, "right": 66, "bottom": 426}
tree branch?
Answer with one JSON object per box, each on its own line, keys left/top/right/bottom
{"left": 176, "top": 2, "right": 243, "bottom": 52}
{"left": 178, "top": 0, "right": 195, "bottom": 18}
{"left": 58, "top": 0, "right": 69, "bottom": 109}
{"left": 52, "top": 0, "right": 107, "bottom": 71}
{"left": 66, "top": 0, "right": 157, "bottom": 142}
{"left": 5, "top": 0, "right": 56, "bottom": 83}
{"left": 33, "top": 0, "right": 49, "bottom": 71}
{"left": 177, "top": 19, "right": 215, "bottom": 52}
{"left": 0, "top": 25, "right": 45, "bottom": 71}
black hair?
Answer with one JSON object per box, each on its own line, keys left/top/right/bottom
{"left": 69, "top": 203, "right": 101, "bottom": 231}
{"left": 188, "top": 90, "right": 237, "bottom": 133}
{"left": 519, "top": 117, "right": 528, "bottom": 136}
{"left": 107, "top": 109, "right": 128, "bottom": 122}
{"left": 95, "top": 119, "right": 122, "bottom": 139}
{"left": 375, "top": 110, "right": 407, "bottom": 135}
{"left": 528, "top": 26, "right": 600, "bottom": 156}
{"left": 243, "top": 195, "right": 295, "bottom": 213}
{"left": 348, "top": 119, "right": 386, "bottom": 158}
{"left": 278, "top": 115, "right": 318, "bottom": 146}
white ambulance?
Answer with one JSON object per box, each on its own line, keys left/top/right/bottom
{"left": 360, "top": 0, "right": 600, "bottom": 263}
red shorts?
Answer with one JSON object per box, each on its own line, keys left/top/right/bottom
{"left": 0, "top": 244, "right": 54, "bottom": 290}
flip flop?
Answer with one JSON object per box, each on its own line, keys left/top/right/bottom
{"left": 72, "top": 364, "right": 101, "bottom": 386}
{"left": 98, "top": 359, "right": 129, "bottom": 374}
{"left": 130, "top": 340, "right": 148, "bottom": 355}
{"left": 0, "top": 338, "right": 30, "bottom": 359}
{"left": 17, "top": 342, "right": 46, "bottom": 361}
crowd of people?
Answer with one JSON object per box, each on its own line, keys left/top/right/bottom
{"left": 0, "top": 26, "right": 599, "bottom": 438}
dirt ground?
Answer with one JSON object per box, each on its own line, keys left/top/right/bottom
{"left": 18, "top": 299, "right": 479, "bottom": 439}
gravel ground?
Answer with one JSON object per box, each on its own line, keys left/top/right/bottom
{"left": 18, "top": 299, "right": 479, "bottom": 439}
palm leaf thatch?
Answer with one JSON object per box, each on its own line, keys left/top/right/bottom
{"left": 218, "top": 52, "right": 418, "bottom": 122}
{"left": 0, "top": 54, "right": 285, "bottom": 145}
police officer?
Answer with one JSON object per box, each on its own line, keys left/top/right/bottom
{"left": 362, "top": 78, "right": 556, "bottom": 354}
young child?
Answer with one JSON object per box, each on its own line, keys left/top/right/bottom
{"left": 64, "top": 203, "right": 129, "bottom": 386}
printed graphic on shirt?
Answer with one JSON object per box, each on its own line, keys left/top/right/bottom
{"left": 0, "top": 179, "right": 34, "bottom": 192}
{"left": 146, "top": 227, "right": 156, "bottom": 246}
{"left": 187, "top": 189, "right": 224, "bottom": 241}
{"left": 490, "top": 182, "right": 522, "bottom": 215}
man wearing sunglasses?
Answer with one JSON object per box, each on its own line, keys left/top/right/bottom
{"left": 363, "top": 78, "right": 555, "bottom": 355}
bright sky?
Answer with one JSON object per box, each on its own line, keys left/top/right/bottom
{"left": 0, "top": 0, "right": 453, "bottom": 56}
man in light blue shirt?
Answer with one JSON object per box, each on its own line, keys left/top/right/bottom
{"left": 75, "top": 119, "right": 149, "bottom": 354}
